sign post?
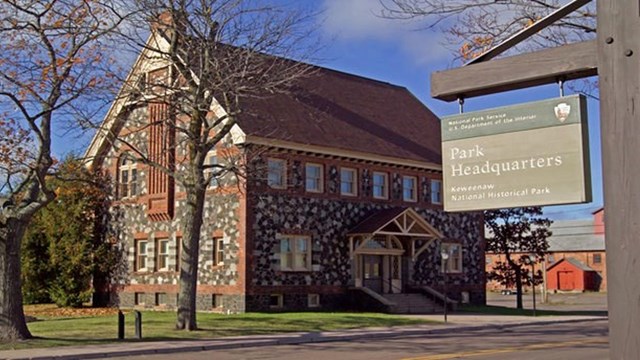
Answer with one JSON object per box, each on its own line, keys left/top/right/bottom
{"left": 441, "top": 95, "right": 591, "bottom": 212}
{"left": 429, "top": 1, "right": 640, "bottom": 355}
{"left": 597, "top": 0, "right": 640, "bottom": 356}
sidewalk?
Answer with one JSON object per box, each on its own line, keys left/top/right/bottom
{"left": 0, "top": 313, "right": 607, "bottom": 360}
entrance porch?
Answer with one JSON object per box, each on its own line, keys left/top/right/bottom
{"left": 348, "top": 208, "right": 444, "bottom": 294}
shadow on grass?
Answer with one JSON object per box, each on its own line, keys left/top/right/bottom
{"left": 0, "top": 311, "right": 434, "bottom": 351}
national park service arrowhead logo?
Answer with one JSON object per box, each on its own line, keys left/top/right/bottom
{"left": 554, "top": 103, "right": 571, "bottom": 122}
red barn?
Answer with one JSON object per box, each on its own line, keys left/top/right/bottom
{"left": 547, "top": 258, "right": 598, "bottom": 292}
{"left": 486, "top": 208, "right": 607, "bottom": 293}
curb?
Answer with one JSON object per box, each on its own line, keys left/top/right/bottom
{"left": 2, "top": 317, "right": 607, "bottom": 360}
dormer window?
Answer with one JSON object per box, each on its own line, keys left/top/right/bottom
{"left": 118, "top": 156, "right": 138, "bottom": 199}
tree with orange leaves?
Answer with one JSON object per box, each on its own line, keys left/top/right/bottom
{"left": 381, "top": 1, "right": 596, "bottom": 63}
{"left": 0, "top": 1, "right": 128, "bottom": 340}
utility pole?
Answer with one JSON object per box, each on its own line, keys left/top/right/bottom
{"left": 542, "top": 257, "right": 548, "bottom": 304}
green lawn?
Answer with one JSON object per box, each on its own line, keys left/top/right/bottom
{"left": 1, "top": 311, "right": 434, "bottom": 350}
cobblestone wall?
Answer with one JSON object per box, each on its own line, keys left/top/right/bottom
{"left": 102, "top": 105, "right": 244, "bottom": 312}
{"left": 248, "top": 193, "right": 485, "bottom": 308}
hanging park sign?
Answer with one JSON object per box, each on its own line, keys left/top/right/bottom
{"left": 441, "top": 94, "right": 591, "bottom": 212}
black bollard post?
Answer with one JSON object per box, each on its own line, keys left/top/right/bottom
{"left": 117, "top": 310, "right": 125, "bottom": 340}
{"left": 134, "top": 310, "right": 142, "bottom": 339}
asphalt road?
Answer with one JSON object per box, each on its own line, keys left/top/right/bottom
{"left": 108, "top": 319, "right": 609, "bottom": 360}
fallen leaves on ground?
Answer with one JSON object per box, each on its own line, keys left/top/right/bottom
{"left": 24, "top": 304, "right": 119, "bottom": 319}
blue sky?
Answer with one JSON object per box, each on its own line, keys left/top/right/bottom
{"left": 56, "top": 0, "right": 602, "bottom": 220}
{"left": 314, "top": 0, "right": 603, "bottom": 220}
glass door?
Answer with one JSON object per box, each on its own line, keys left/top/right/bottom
{"left": 362, "top": 255, "right": 383, "bottom": 293}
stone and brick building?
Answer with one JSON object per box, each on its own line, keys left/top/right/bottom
{"left": 85, "top": 31, "right": 486, "bottom": 313}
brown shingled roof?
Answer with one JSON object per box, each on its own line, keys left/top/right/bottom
{"left": 237, "top": 67, "right": 442, "bottom": 164}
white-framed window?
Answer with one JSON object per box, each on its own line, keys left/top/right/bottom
{"left": 156, "top": 238, "right": 169, "bottom": 271}
{"left": 403, "top": 176, "right": 417, "bottom": 202}
{"left": 340, "top": 168, "right": 357, "bottom": 196}
{"left": 431, "top": 179, "right": 443, "bottom": 204}
{"left": 155, "top": 292, "right": 167, "bottom": 306}
{"left": 372, "top": 172, "right": 388, "bottom": 199}
{"left": 214, "top": 237, "right": 224, "bottom": 266}
{"left": 134, "top": 292, "right": 145, "bottom": 306}
{"left": 212, "top": 294, "right": 224, "bottom": 308}
{"left": 267, "top": 158, "right": 286, "bottom": 189}
{"left": 205, "top": 151, "right": 219, "bottom": 188}
{"left": 135, "top": 240, "right": 148, "bottom": 272}
{"left": 118, "top": 156, "right": 138, "bottom": 199}
{"left": 305, "top": 163, "right": 324, "bottom": 193}
{"left": 280, "top": 235, "right": 312, "bottom": 271}
{"left": 441, "top": 243, "right": 463, "bottom": 273}
{"left": 308, "top": 294, "right": 320, "bottom": 308}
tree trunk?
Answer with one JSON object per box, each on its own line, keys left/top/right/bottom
{"left": 515, "top": 268, "right": 523, "bottom": 310}
{"left": 92, "top": 271, "right": 110, "bottom": 307}
{"left": 176, "top": 185, "right": 206, "bottom": 331}
{"left": 0, "top": 218, "right": 32, "bottom": 341}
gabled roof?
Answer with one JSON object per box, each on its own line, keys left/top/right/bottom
{"left": 85, "top": 31, "right": 443, "bottom": 170}
{"left": 348, "top": 207, "right": 444, "bottom": 239}
{"left": 485, "top": 218, "right": 606, "bottom": 253}
{"left": 547, "top": 257, "right": 596, "bottom": 272}
{"left": 349, "top": 208, "right": 407, "bottom": 235}
{"left": 547, "top": 234, "right": 605, "bottom": 252}
{"left": 546, "top": 219, "right": 605, "bottom": 252}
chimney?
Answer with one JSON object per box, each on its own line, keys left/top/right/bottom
{"left": 150, "top": 9, "right": 187, "bottom": 35}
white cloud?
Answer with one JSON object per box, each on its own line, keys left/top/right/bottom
{"left": 399, "top": 29, "right": 452, "bottom": 67}
{"left": 322, "top": 0, "right": 398, "bottom": 40}
{"left": 320, "top": 0, "right": 450, "bottom": 66}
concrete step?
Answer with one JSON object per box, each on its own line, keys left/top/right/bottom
{"left": 382, "top": 293, "right": 444, "bottom": 314}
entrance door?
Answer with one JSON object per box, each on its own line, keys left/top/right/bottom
{"left": 363, "top": 255, "right": 383, "bottom": 293}
{"left": 558, "top": 271, "right": 575, "bottom": 290}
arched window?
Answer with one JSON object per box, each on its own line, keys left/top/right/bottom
{"left": 118, "top": 155, "right": 138, "bottom": 199}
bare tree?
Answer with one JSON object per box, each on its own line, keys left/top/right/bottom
{"left": 98, "top": 0, "right": 319, "bottom": 331}
{"left": 0, "top": 0, "right": 128, "bottom": 340}
{"left": 381, "top": 0, "right": 596, "bottom": 63}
